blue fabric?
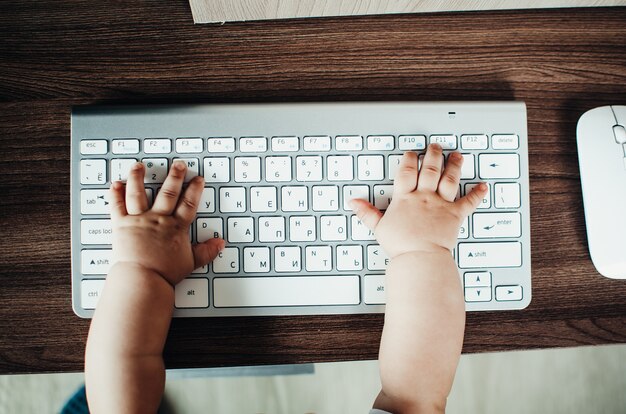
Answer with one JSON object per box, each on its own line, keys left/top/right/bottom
{"left": 60, "top": 385, "right": 89, "bottom": 414}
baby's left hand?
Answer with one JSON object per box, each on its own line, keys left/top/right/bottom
{"left": 109, "top": 161, "right": 224, "bottom": 286}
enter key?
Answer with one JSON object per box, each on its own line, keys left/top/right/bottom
{"left": 472, "top": 212, "right": 521, "bottom": 238}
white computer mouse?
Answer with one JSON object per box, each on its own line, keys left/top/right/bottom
{"left": 576, "top": 105, "right": 626, "bottom": 279}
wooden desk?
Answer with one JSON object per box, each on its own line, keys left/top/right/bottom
{"left": 1, "top": 2, "right": 625, "bottom": 375}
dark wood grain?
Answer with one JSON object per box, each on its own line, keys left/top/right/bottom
{"left": 0, "top": 2, "right": 625, "bottom": 374}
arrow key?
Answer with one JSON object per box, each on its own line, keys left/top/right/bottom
{"left": 464, "top": 287, "right": 492, "bottom": 302}
{"left": 495, "top": 285, "right": 523, "bottom": 301}
{"left": 464, "top": 271, "right": 491, "bottom": 288}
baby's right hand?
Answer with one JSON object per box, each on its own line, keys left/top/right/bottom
{"left": 350, "top": 144, "right": 487, "bottom": 259}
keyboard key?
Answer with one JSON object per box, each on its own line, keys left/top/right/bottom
{"left": 458, "top": 242, "right": 522, "bottom": 268}
{"left": 80, "top": 189, "right": 110, "bottom": 215}
{"left": 81, "top": 189, "right": 151, "bottom": 215}
{"left": 303, "top": 136, "right": 331, "bottom": 152}
{"left": 80, "top": 140, "right": 107, "bottom": 155}
{"left": 207, "top": 137, "right": 235, "bottom": 153}
{"left": 495, "top": 285, "right": 523, "bottom": 301}
{"left": 388, "top": 155, "right": 402, "bottom": 180}
{"left": 196, "top": 217, "right": 223, "bottom": 242}
{"left": 494, "top": 183, "right": 521, "bottom": 208}
{"left": 358, "top": 155, "right": 385, "bottom": 181}
{"left": 204, "top": 157, "right": 230, "bottom": 183}
{"left": 80, "top": 159, "right": 107, "bottom": 185}
{"left": 198, "top": 187, "right": 216, "bottom": 213}
{"left": 81, "top": 219, "right": 113, "bottom": 245}
{"left": 272, "top": 136, "right": 299, "bottom": 152}
{"left": 460, "top": 154, "right": 475, "bottom": 179}
{"left": 239, "top": 137, "right": 267, "bottom": 153}
{"left": 296, "top": 156, "right": 323, "bottom": 181}
{"left": 250, "top": 186, "right": 277, "bottom": 212}
{"left": 212, "top": 247, "right": 240, "bottom": 273}
{"left": 266, "top": 156, "right": 292, "bottom": 182}
{"left": 373, "top": 185, "right": 394, "bottom": 210}
{"left": 213, "top": 275, "right": 360, "bottom": 307}
{"left": 81, "top": 249, "right": 113, "bottom": 274}
{"left": 367, "top": 135, "right": 394, "bottom": 151}
{"left": 367, "top": 245, "right": 389, "bottom": 271}
{"left": 112, "top": 139, "right": 139, "bottom": 154}
{"left": 173, "top": 158, "right": 199, "bottom": 182}
{"left": 327, "top": 156, "right": 354, "bottom": 181}
{"left": 175, "top": 278, "right": 209, "bottom": 308}
{"left": 398, "top": 135, "right": 426, "bottom": 150}
{"left": 364, "top": 275, "right": 386, "bottom": 304}
{"left": 258, "top": 216, "right": 285, "bottom": 242}
{"left": 176, "top": 138, "right": 203, "bottom": 153}
{"left": 343, "top": 185, "right": 369, "bottom": 210}
{"left": 463, "top": 271, "right": 491, "bottom": 287}
{"left": 281, "top": 186, "right": 308, "bottom": 211}
{"left": 289, "top": 216, "right": 316, "bottom": 242}
{"left": 312, "top": 186, "right": 339, "bottom": 211}
{"left": 336, "top": 245, "right": 363, "bottom": 271}
{"left": 479, "top": 153, "right": 520, "bottom": 179}
{"left": 351, "top": 216, "right": 375, "bottom": 241}
{"left": 429, "top": 135, "right": 457, "bottom": 150}
{"left": 465, "top": 183, "right": 491, "bottom": 209}
{"left": 458, "top": 216, "right": 469, "bottom": 239}
{"left": 192, "top": 264, "right": 208, "bottom": 274}
{"left": 320, "top": 215, "right": 347, "bottom": 241}
{"left": 305, "top": 246, "right": 332, "bottom": 271}
{"left": 110, "top": 158, "right": 137, "bottom": 182}
{"left": 243, "top": 247, "right": 271, "bottom": 273}
{"left": 418, "top": 153, "right": 444, "bottom": 171}
{"left": 335, "top": 135, "right": 363, "bottom": 151}
{"left": 275, "top": 246, "right": 301, "bottom": 272}
{"left": 491, "top": 134, "right": 519, "bottom": 150}
{"left": 472, "top": 212, "right": 521, "bottom": 238}
{"left": 227, "top": 217, "right": 254, "bottom": 243}
{"left": 461, "top": 134, "right": 488, "bottom": 150}
{"left": 234, "top": 157, "right": 261, "bottom": 182}
{"left": 144, "top": 138, "right": 171, "bottom": 154}
{"left": 142, "top": 158, "right": 168, "bottom": 183}
{"left": 219, "top": 187, "right": 246, "bottom": 212}
{"left": 465, "top": 287, "right": 492, "bottom": 302}
{"left": 81, "top": 279, "right": 105, "bottom": 309}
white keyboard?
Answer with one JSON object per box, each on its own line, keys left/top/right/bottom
{"left": 71, "top": 102, "right": 532, "bottom": 318}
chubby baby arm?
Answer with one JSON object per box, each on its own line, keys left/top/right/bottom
{"left": 85, "top": 161, "right": 224, "bottom": 414}
{"left": 351, "top": 145, "right": 486, "bottom": 414}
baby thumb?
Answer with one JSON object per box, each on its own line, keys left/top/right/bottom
{"left": 193, "top": 238, "right": 225, "bottom": 269}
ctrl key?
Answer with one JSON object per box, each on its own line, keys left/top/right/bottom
{"left": 81, "top": 279, "right": 105, "bottom": 310}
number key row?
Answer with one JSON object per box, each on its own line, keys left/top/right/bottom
{"left": 80, "top": 153, "right": 520, "bottom": 185}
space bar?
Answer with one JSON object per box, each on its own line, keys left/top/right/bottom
{"left": 213, "top": 275, "right": 360, "bottom": 308}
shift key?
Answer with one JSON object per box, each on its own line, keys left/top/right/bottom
{"left": 458, "top": 242, "right": 522, "bottom": 268}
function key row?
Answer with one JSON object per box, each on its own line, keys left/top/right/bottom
{"left": 80, "top": 134, "right": 520, "bottom": 155}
